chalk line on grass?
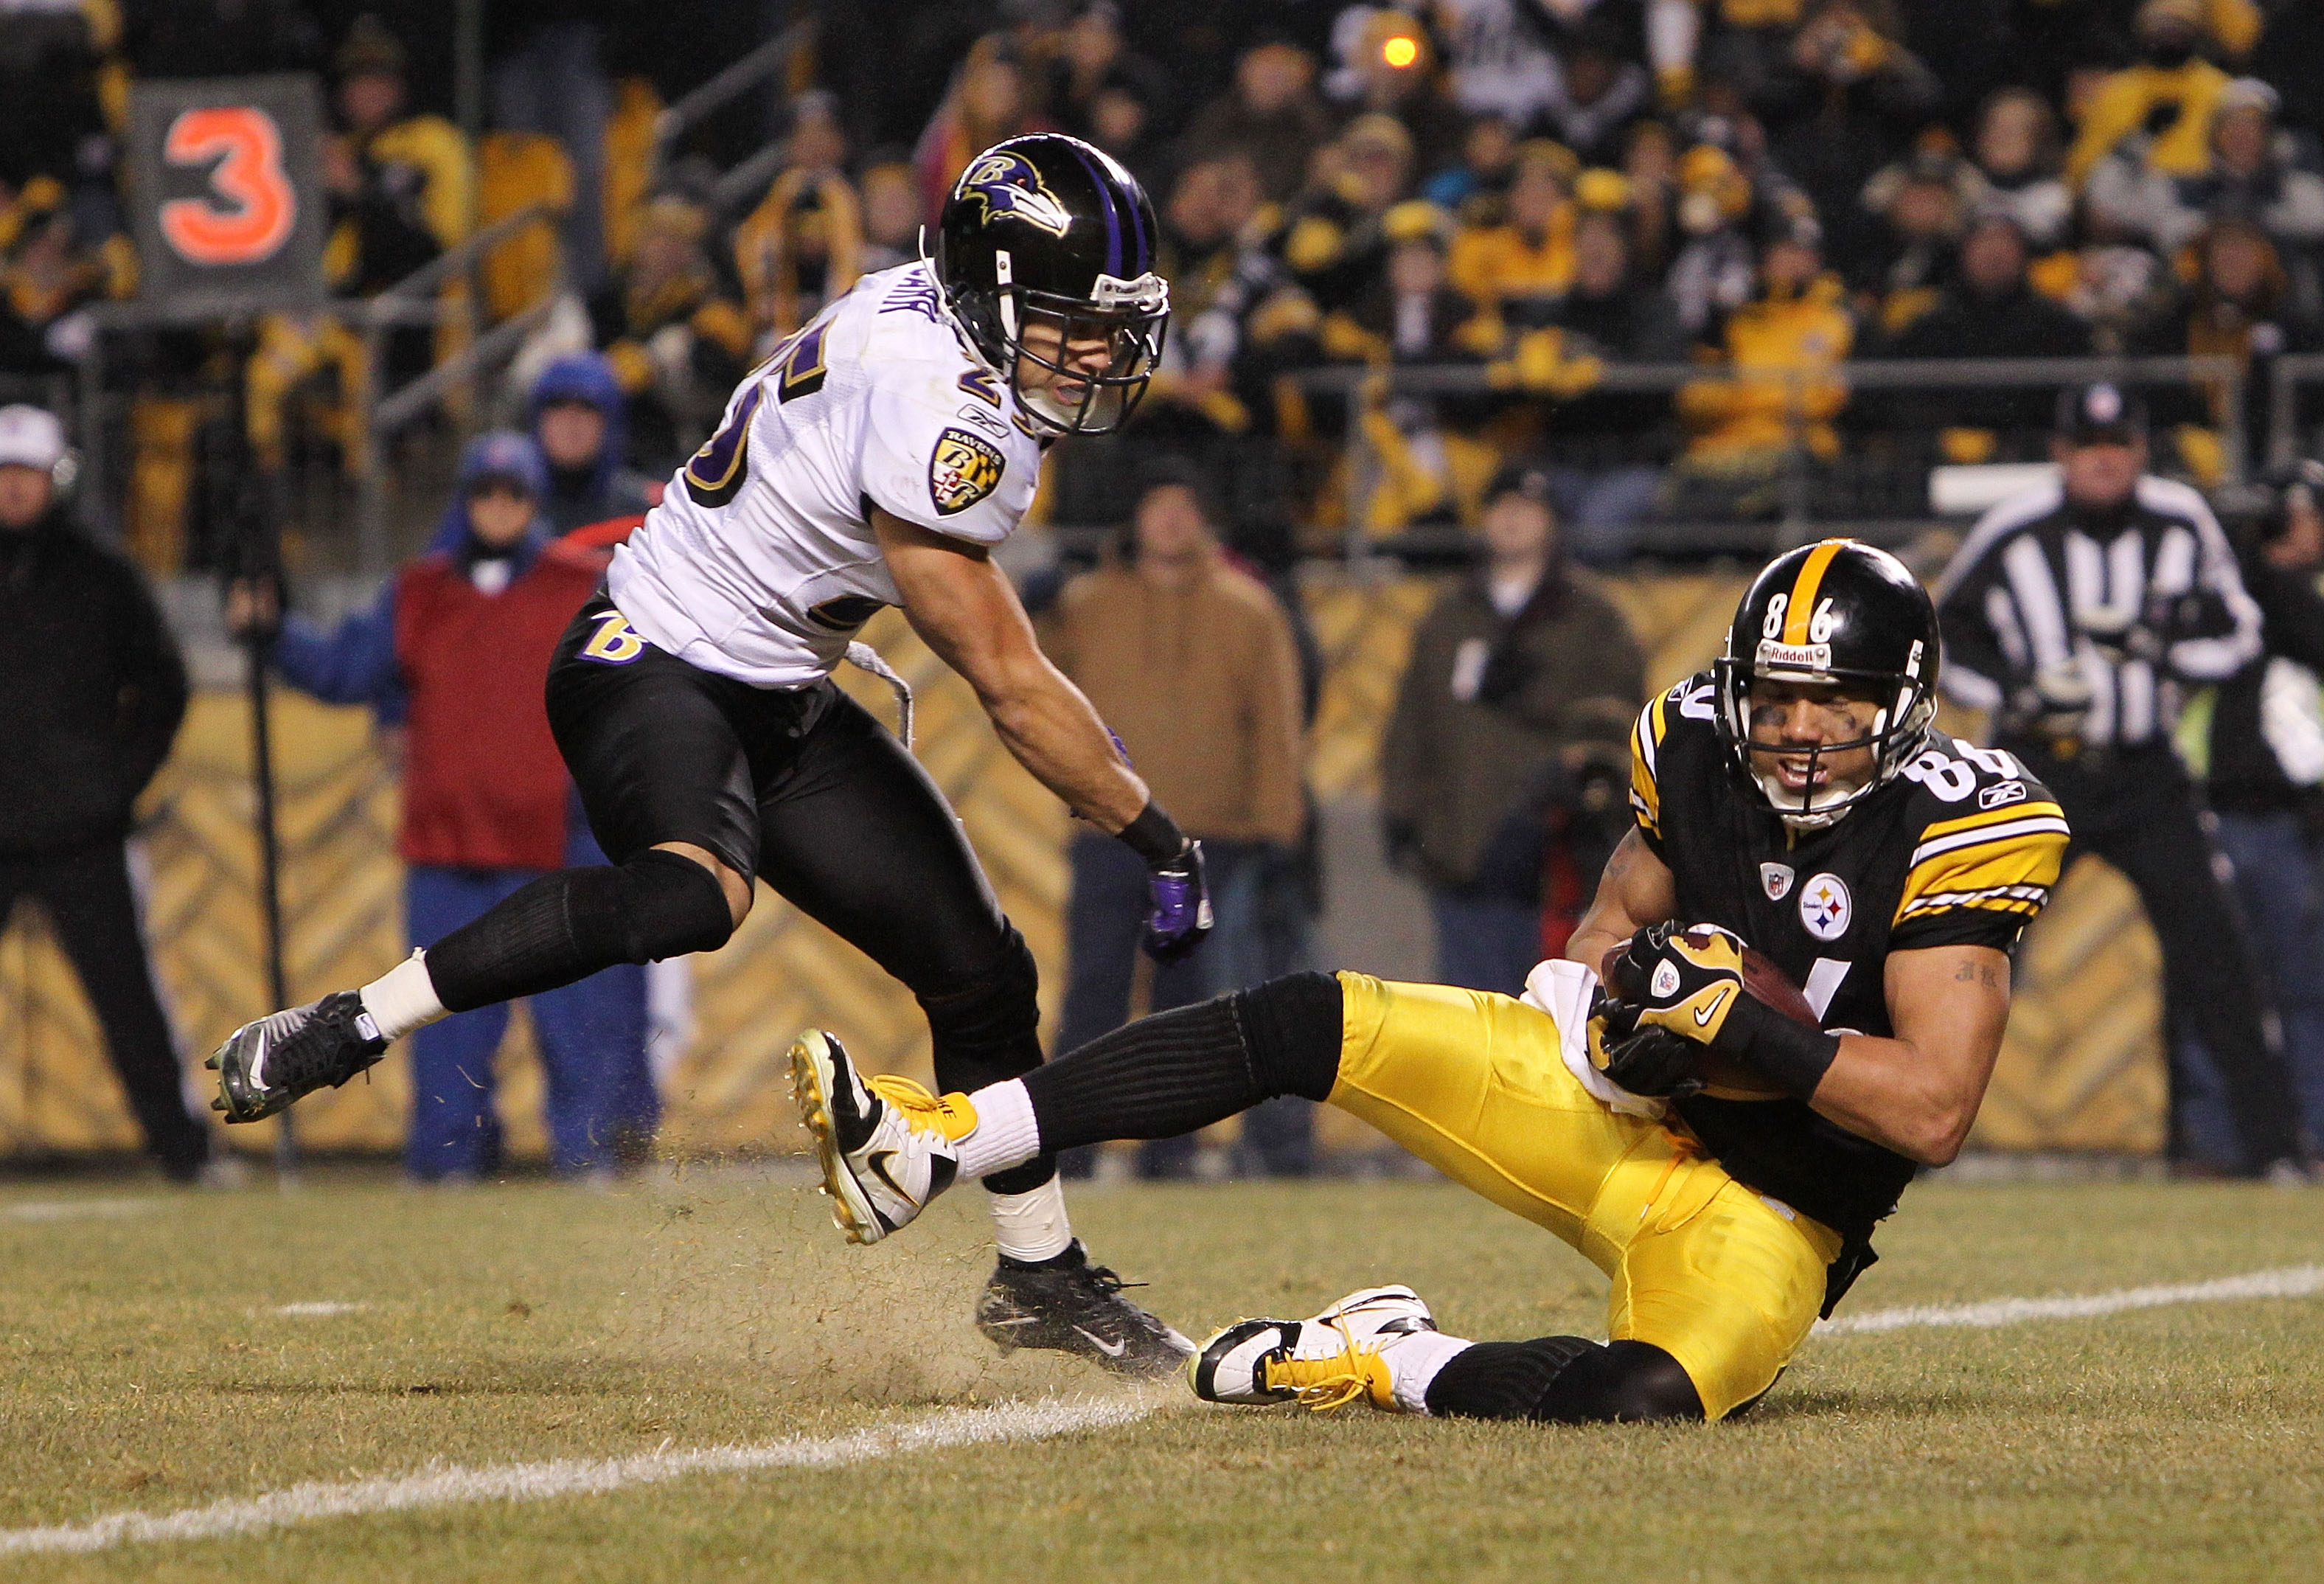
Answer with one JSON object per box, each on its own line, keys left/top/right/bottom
{"left": 0, "top": 1394, "right": 1158, "bottom": 1557}
{"left": 271, "top": 1302, "right": 370, "bottom": 1317}
{"left": 1819, "top": 1263, "right": 2324, "bottom": 1335}
{"left": 4, "top": 1198, "right": 158, "bottom": 1223}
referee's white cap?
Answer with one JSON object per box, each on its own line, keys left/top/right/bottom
{"left": 0, "top": 405, "right": 65, "bottom": 473}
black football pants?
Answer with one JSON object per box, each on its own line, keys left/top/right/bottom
{"left": 0, "top": 841, "right": 210, "bottom": 1175}
{"left": 2014, "top": 743, "right": 2303, "bottom": 1170}
{"left": 545, "top": 595, "right": 1053, "bottom": 1191}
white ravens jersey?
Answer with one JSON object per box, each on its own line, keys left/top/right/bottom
{"left": 608, "top": 260, "right": 1044, "bottom": 688}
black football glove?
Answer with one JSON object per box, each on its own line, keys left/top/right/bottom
{"left": 1601, "top": 921, "right": 1749, "bottom": 1052}
{"left": 1586, "top": 993, "right": 1707, "bottom": 1100}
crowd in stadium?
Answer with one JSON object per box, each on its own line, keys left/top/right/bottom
{"left": 7, "top": 1, "right": 2324, "bottom": 564}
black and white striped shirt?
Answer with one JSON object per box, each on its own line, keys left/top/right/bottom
{"left": 1933, "top": 476, "right": 2264, "bottom": 748}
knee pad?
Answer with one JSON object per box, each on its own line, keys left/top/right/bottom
{"left": 1423, "top": 1335, "right": 1596, "bottom": 1420}
{"left": 1534, "top": 1340, "right": 1706, "bottom": 1425}
{"left": 573, "top": 849, "right": 736, "bottom": 965}
{"left": 1233, "top": 971, "right": 1343, "bottom": 1102}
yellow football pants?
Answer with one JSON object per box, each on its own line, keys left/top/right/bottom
{"left": 1328, "top": 972, "right": 1843, "bottom": 1420}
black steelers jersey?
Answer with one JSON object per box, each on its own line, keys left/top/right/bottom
{"left": 1628, "top": 672, "right": 2070, "bottom": 1251}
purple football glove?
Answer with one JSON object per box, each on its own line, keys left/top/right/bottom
{"left": 1144, "top": 840, "right": 1214, "bottom": 962}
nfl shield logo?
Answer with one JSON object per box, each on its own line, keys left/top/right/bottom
{"left": 1761, "top": 863, "right": 1795, "bottom": 901}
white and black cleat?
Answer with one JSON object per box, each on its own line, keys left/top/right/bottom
{"left": 787, "top": 1028, "right": 965, "bottom": 1245}
{"left": 1190, "top": 1285, "right": 1437, "bottom": 1410}
{"left": 206, "top": 991, "right": 388, "bottom": 1124}
{"left": 978, "top": 1241, "right": 1194, "bottom": 1380}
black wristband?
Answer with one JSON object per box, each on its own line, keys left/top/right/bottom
{"left": 1726, "top": 996, "right": 1843, "bottom": 1101}
{"left": 1118, "top": 799, "right": 1190, "bottom": 866}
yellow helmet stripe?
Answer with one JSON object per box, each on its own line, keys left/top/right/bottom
{"left": 1780, "top": 538, "right": 1851, "bottom": 647}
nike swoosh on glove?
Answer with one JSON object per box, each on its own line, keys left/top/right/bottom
{"left": 1602, "top": 921, "right": 1749, "bottom": 1051}
{"left": 1586, "top": 991, "right": 1706, "bottom": 1099}
{"left": 1144, "top": 839, "right": 1214, "bottom": 963}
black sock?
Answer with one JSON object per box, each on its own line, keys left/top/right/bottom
{"left": 1531, "top": 1339, "right": 1705, "bottom": 1424}
{"left": 1019, "top": 971, "right": 1346, "bottom": 1152}
{"left": 425, "top": 850, "right": 733, "bottom": 1012}
{"left": 1423, "top": 1337, "right": 1596, "bottom": 1420}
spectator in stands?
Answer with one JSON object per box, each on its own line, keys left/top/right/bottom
{"left": 232, "top": 434, "right": 655, "bottom": 1184}
{"left": 1450, "top": 141, "right": 1579, "bottom": 330}
{"left": 0, "top": 0, "right": 111, "bottom": 192}
{"left": 1423, "top": 112, "right": 1522, "bottom": 226}
{"left": 2253, "top": 0, "right": 2324, "bottom": 142}
{"left": 2199, "top": 460, "right": 2324, "bottom": 1156}
{"left": 488, "top": 7, "right": 613, "bottom": 292}
{"left": 1382, "top": 462, "right": 1643, "bottom": 996}
{"left": 734, "top": 95, "right": 865, "bottom": 350}
{"left": 1620, "top": 117, "right": 1680, "bottom": 280}
{"left": 1856, "top": 140, "right": 1978, "bottom": 322}
{"left": 1433, "top": 0, "right": 1562, "bottom": 132}
{"left": 1532, "top": 206, "right": 1691, "bottom": 562}
{"left": 247, "top": 14, "right": 472, "bottom": 475}
{"left": 2065, "top": 0, "right": 2236, "bottom": 190}
{"left": 857, "top": 159, "right": 922, "bottom": 273}
{"left": 591, "top": 178, "right": 752, "bottom": 474}
{"left": 528, "top": 355, "right": 655, "bottom": 536}
{"left": 2134, "top": 217, "right": 2321, "bottom": 481}
{"left": 1971, "top": 88, "right": 2073, "bottom": 251}
{"left": 1152, "top": 155, "right": 1267, "bottom": 427}
{"left": 1048, "top": 1, "right": 1175, "bottom": 152}
{"left": 1322, "top": 8, "right": 1464, "bottom": 177}
{"left": 1276, "top": 114, "right": 1417, "bottom": 311}
{"left": 1080, "top": 61, "right": 1172, "bottom": 199}
{"left": 123, "top": 0, "right": 319, "bottom": 82}
{"left": 1178, "top": 38, "right": 1335, "bottom": 206}
{"left": 1664, "top": 142, "right": 1760, "bottom": 335}
{"left": 1758, "top": 0, "right": 1944, "bottom": 288}
{"left": 0, "top": 405, "right": 217, "bottom": 1184}
{"left": 0, "top": 177, "right": 131, "bottom": 376}
{"left": 914, "top": 36, "right": 1058, "bottom": 224}
{"left": 1042, "top": 462, "right": 1308, "bottom": 1178}
{"left": 2090, "top": 78, "right": 2324, "bottom": 259}
{"left": 1674, "top": 219, "right": 1854, "bottom": 507}
{"left": 1541, "top": 18, "right": 1654, "bottom": 170}
{"left": 1882, "top": 209, "right": 2092, "bottom": 455}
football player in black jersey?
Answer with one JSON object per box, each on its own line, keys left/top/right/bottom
{"left": 788, "top": 539, "right": 2070, "bottom": 1424}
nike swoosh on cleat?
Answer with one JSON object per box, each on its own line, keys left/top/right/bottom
{"left": 1694, "top": 986, "right": 1733, "bottom": 1027}
{"left": 862, "top": 1150, "right": 913, "bottom": 1203}
{"left": 1072, "top": 1327, "right": 1128, "bottom": 1358}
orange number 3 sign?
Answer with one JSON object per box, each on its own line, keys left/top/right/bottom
{"left": 159, "top": 106, "right": 296, "bottom": 267}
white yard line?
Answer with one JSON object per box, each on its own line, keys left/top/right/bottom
{"left": 0, "top": 1394, "right": 1158, "bottom": 1557}
{"left": 271, "top": 1302, "right": 370, "bottom": 1317}
{"left": 3, "top": 1198, "right": 159, "bottom": 1223}
{"left": 1819, "top": 1262, "right": 2324, "bottom": 1335}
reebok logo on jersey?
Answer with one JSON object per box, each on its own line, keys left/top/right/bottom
{"left": 930, "top": 428, "right": 1005, "bottom": 515}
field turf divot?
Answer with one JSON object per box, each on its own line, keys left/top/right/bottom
{"left": 1818, "top": 1263, "right": 2324, "bottom": 1335}
{"left": 0, "top": 1394, "right": 1161, "bottom": 1557}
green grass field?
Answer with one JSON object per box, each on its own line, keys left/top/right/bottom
{"left": 3, "top": 1168, "right": 2322, "bottom": 1583}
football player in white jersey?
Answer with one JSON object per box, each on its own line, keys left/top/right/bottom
{"left": 207, "top": 135, "right": 1207, "bottom": 1375}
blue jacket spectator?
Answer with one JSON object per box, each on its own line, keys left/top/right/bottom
{"left": 529, "top": 352, "right": 658, "bottom": 535}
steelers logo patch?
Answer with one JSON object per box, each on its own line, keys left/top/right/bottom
{"left": 930, "top": 427, "right": 1006, "bottom": 516}
{"left": 1798, "top": 872, "right": 1851, "bottom": 941}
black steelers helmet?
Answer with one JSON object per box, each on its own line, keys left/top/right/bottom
{"left": 934, "top": 133, "right": 1169, "bottom": 436}
{"left": 1713, "top": 538, "right": 1940, "bottom": 827}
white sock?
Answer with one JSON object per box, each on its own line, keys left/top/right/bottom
{"left": 1390, "top": 1333, "right": 1475, "bottom": 1416}
{"left": 955, "top": 1078, "right": 1040, "bottom": 1178}
{"left": 360, "top": 951, "right": 449, "bottom": 1043}
{"left": 987, "top": 1174, "right": 1074, "bottom": 1263}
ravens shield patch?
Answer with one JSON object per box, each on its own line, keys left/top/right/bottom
{"left": 930, "top": 428, "right": 1006, "bottom": 516}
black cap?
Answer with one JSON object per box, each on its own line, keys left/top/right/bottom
{"left": 1483, "top": 460, "right": 1555, "bottom": 510}
{"left": 2056, "top": 381, "right": 2148, "bottom": 445}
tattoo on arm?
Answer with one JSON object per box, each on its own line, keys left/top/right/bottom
{"left": 1952, "top": 959, "right": 2007, "bottom": 988}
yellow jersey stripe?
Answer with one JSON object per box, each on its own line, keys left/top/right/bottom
{"left": 1908, "top": 813, "right": 2072, "bottom": 871}
{"left": 1894, "top": 824, "right": 2069, "bottom": 925}
{"left": 1781, "top": 538, "right": 1850, "bottom": 645}
{"left": 1917, "top": 799, "right": 2069, "bottom": 843}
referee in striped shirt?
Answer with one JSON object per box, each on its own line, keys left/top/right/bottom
{"left": 1933, "top": 383, "right": 2305, "bottom": 1178}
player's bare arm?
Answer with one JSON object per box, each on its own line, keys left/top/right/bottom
{"left": 1566, "top": 827, "right": 1677, "bottom": 971}
{"left": 1808, "top": 943, "right": 2011, "bottom": 1164}
{"left": 873, "top": 506, "right": 1149, "bottom": 832}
